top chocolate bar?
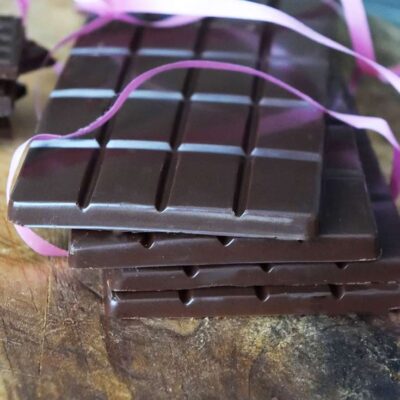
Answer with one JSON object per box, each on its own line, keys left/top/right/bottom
{"left": 8, "top": 2, "right": 336, "bottom": 239}
{"left": 0, "top": 17, "right": 24, "bottom": 80}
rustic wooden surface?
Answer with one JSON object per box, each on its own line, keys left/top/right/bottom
{"left": 1, "top": 1, "right": 400, "bottom": 399}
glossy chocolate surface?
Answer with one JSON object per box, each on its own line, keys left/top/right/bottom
{"left": 9, "top": 8, "right": 335, "bottom": 239}
{"left": 69, "top": 126, "right": 378, "bottom": 268}
{"left": 105, "top": 282, "right": 400, "bottom": 318}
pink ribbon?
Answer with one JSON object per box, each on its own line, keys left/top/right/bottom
{"left": 7, "top": 60, "right": 400, "bottom": 256}
{"left": 340, "top": 0, "right": 377, "bottom": 76}
{"left": 340, "top": 0, "right": 399, "bottom": 78}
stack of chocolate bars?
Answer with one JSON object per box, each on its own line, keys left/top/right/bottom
{"left": 8, "top": 0, "right": 400, "bottom": 317}
{"left": 0, "top": 16, "right": 53, "bottom": 134}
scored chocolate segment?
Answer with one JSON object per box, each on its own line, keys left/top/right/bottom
{"left": 9, "top": 8, "right": 335, "bottom": 238}
{"left": 69, "top": 126, "right": 378, "bottom": 268}
{"left": 73, "top": 20, "right": 137, "bottom": 49}
{"left": 123, "top": 55, "right": 188, "bottom": 95}
{"left": 110, "top": 99, "right": 181, "bottom": 143}
{"left": 138, "top": 23, "right": 200, "bottom": 57}
{"left": 56, "top": 55, "right": 127, "bottom": 90}
{"left": 36, "top": 97, "right": 110, "bottom": 144}
{"left": 12, "top": 147, "right": 95, "bottom": 208}
{"left": 201, "top": 19, "right": 262, "bottom": 60}
{"left": 105, "top": 282, "right": 400, "bottom": 318}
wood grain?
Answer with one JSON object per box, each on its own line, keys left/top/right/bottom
{"left": 1, "top": 1, "right": 400, "bottom": 399}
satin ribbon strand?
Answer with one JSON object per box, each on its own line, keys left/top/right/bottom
{"left": 340, "top": 0, "right": 400, "bottom": 78}
{"left": 7, "top": 60, "right": 400, "bottom": 256}
{"left": 6, "top": 134, "right": 68, "bottom": 257}
{"left": 340, "top": 0, "right": 377, "bottom": 75}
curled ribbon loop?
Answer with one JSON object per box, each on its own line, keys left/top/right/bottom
{"left": 7, "top": 60, "right": 400, "bottom": 256}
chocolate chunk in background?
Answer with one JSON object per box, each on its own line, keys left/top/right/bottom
{"left": 0, "top": 16, "right": 54, "bottom": 121}
{"left": 19, "top": 39, "right": 55, "bottom": 74}
{"left": 8, "top": 11, "right": 338, "bottom": 239}
{"left": 0, "top": 16, "right": 24, "bottom": 80}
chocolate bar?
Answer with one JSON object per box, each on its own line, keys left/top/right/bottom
{"left": 69, "top": 124, "right": 378, "bottom": 268}
{"left": 9, "top": 9, "right": 336, "bottom": 239}
{"left": 104, "top": 282, "right": 400, "bottom": 318}
{"left": 99, "top": 130, "right": 400, "bottom": 290}
{"left": 104, "top": 118, "right": 400, "bottom": 316}
{"left": 103, "top": 199, "right": 400, "bottom": 290}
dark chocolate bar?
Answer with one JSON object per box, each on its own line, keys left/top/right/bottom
{"left": 104, "top": 282, "right": 400, "bottom": 318}
{"left": 69, "top": 124, "right": 378, "bottom": 267}
{"left": 101, "top": 131, "right": 400, "bottom": 290}
{"left": 103, "top": 199, "right": 400, "bottom": 290}
{"left": 104, "top": 118, "right": 400, "bottom": 318}
{"left": 9, "top": 9, "right": 336, "bottom": 239}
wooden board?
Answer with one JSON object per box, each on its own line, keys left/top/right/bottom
{"left": 1, "top": 1, "right": 400, "bottom": 399}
